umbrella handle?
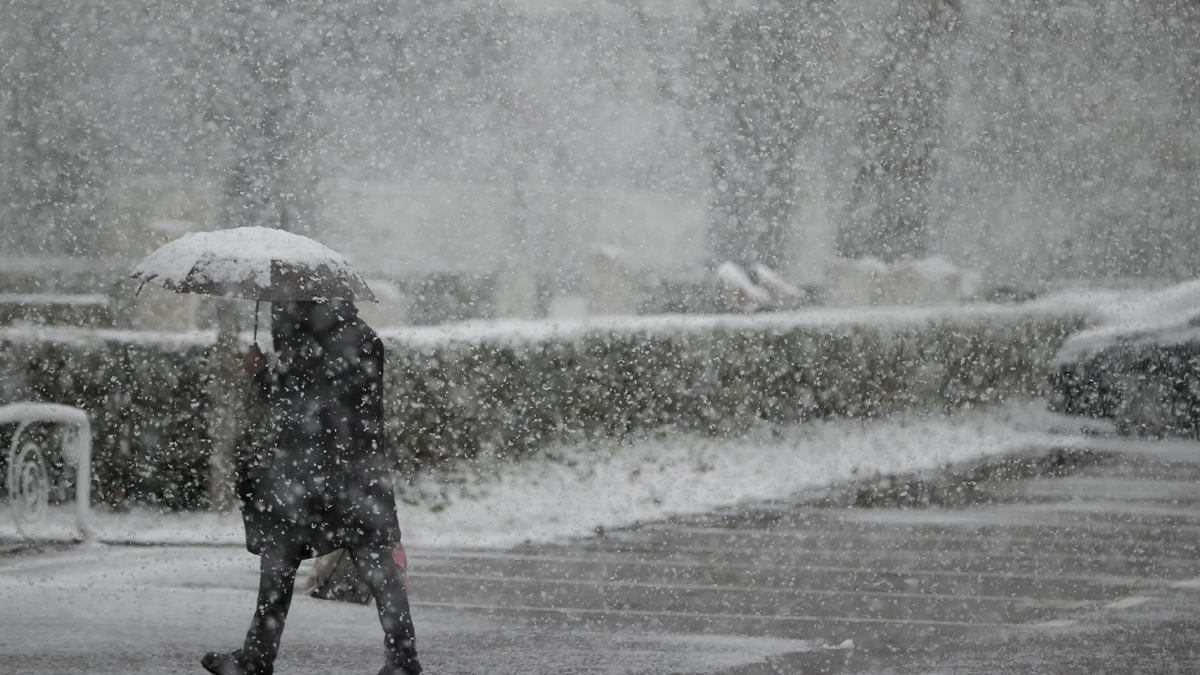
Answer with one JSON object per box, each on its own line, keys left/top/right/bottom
{"left": 253, "top": 300, "right": 260, "bottom": 343}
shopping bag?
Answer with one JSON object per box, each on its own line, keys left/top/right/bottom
{"left": 304, "top": 542, "right": 407, "bottom": 604}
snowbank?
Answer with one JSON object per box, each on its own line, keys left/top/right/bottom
{"left": 396, "top": 403, "right": 1083, "bottom": 547}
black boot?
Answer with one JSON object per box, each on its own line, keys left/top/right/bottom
{"left": 377, "top": 664, "right": 420, "bottom": 675}
{"left": 201, "top": 650, "right": 272, "bottom": 675}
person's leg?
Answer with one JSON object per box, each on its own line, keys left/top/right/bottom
{"left": 202, "top": 543, "right": 303, "bottom": 675}
{"left": 348, "top": 542, "right": 422, "bottom": 674}
{"left": 241, "top": 545, "right": 304, "bottom": 671}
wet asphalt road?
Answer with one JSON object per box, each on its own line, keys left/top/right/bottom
{"left": 403, "top": 435, "right": 1200, "bottom": 673}
{"left": 3, "top": 434, "right": 1199, "bottom": 674}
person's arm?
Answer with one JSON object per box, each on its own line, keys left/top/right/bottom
{"left": 334, "top": 330, "right": 386, "bottom": 447}
{"left": 243, "top": 344, "right": 267, "bottom": 375}
{"left": 244, "top": 344, "right": 287, "bottom": 403}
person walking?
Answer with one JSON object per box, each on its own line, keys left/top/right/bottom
{"left": 202, "top": 299, "right": 421, "bottom": 675}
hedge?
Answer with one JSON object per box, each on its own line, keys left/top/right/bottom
{"left": 0, "top": 304, "right": 1089, "bottom": 509}
{"left": 0, "top": 328, "right": 215, "bottom": 508}
{"left": 381, "top": 306, "right": 1087, "bottom": 472}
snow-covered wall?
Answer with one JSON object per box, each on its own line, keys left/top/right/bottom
{"left": 0, "top": 304, "right": 1087, "bottom": 508}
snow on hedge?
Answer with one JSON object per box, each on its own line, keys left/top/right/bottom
{"left": 0, "top": 300, "right": 1093, "bottom": 509}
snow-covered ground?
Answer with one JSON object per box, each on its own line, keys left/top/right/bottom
{"left": 2, "top": 402, "right": 1097, "bottom": 549}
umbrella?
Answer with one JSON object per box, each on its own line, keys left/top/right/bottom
{"left": 130, "top": 226, "right": 376, "bottom": 340}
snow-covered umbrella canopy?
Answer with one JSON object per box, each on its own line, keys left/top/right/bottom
{"left": 130, "top": 226, "right": 376, "bottom": 303}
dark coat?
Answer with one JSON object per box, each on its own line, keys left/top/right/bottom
{"left": 239, "top": 300, "right": 402, "bottom": 558}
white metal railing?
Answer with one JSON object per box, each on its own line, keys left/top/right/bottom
{"left": 0, "top": 403, "right": 92, "bottom": 540}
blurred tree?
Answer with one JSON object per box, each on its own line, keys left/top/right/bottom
{"left": 640, "top": 1, "right": 844, "bottom": 270}
{"left": 938, "top": 0, "right": 1200, "bottom": 283}
{"left": 353, "top": 4, "right": 679, "bottom": 313}
{"left": 165, "top": 0, "right": 332, "bottom": 234}
{"left": 838, "top": 0, "right": 961, "bottom": 262}
{"left": 0, "top": 1, "right": 113, "bottom": 255}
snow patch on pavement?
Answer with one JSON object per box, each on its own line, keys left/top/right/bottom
{"left": 397, "top": 402, "right": 1086, "bottom": 548}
